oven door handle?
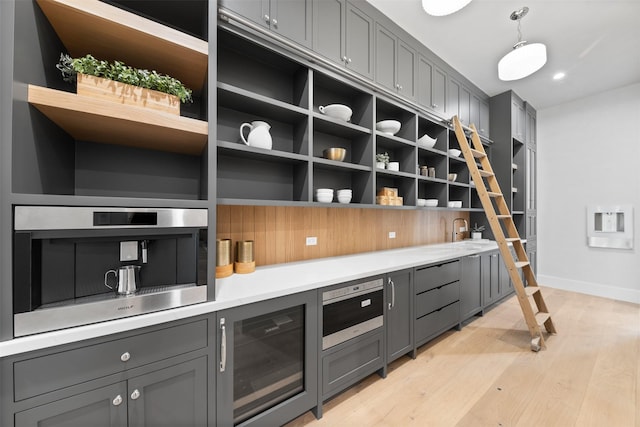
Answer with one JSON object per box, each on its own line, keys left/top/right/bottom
{"left": 388, "top": 277, "right": 395, "bottom": 310}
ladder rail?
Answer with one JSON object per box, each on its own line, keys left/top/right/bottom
{"left": 451, "top": 116, "right": 556, "bottom": 350}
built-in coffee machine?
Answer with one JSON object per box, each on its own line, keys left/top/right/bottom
{"left": 13, "top": 206, "right": 208, "bottom": 336}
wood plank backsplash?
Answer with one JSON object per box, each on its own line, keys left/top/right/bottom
{"left": 217, "top": 206, "right": 470, "bottom": 266}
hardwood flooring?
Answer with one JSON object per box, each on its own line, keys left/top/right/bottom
{"left": 286, "top": 288, "right": 640, "bottom": 427}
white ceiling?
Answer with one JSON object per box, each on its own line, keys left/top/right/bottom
{"left": 366, "top": 0, "right": 640, "bottom": 109}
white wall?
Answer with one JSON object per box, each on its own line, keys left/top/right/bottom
{"left": 537, "top": 83, "right": 640, "bottom": 303}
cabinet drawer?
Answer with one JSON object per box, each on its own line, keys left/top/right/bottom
{"left": 415, "top": 260, "right": 460, "bottom": 294}
{"left": 415, "top": 301, "right": 460, "bottom": 345}
{"left": 415, "top": 281, "right": 460, "bottom": 318}
{"left": 14, "top": 319, "right": 207, "bottom": 401}
{"left": 322, "top": 331, "right": 383, "bottom": 399}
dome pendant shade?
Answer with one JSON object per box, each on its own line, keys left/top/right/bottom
{"left": 498, "top": 42, "right": 547, "bottom": 81}
{"left": 422, "top": 0, "right": 472, "bottom": 16}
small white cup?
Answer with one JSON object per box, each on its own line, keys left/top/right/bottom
{"left": 387, "top": 162, "right": 400, "bottom": 171}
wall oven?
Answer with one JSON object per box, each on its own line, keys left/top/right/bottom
{"left": 322, "top": 277, "right": 384, "bottom": 350}
{"left": 13, "top": 206, "right": 208, "bottom": 337}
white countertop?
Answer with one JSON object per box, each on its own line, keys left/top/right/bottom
{"left": 0, "top": 240, "right": 499, "bottom": 358}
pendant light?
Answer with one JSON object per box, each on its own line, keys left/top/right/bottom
{"left": 422, "top": 0, "right": 472, "bottom": 17}
{"left": 498, "top": 7, "right": 547, "bottom": 81}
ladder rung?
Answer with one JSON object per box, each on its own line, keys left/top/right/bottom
{"left": 487, "top": 192, "right": 503, "bottom": 198}
{"left": 535, "top": 312, "right": 551, "bottom": 327}
{"left": 478, "top": 170, "right": 494, "bottom": 177}
{"left": 525, "top": 286, "right": 540, "bottom": 297}
{"left": 505, "top": 237, "right": 520, "bottom": 243}
{"left": 515, "top": 261, "right": 530, "bottom": 269}
{"left": 470, "top": 148, "right": 486, "bottom": 158}
{"left": 496, "top": 214, "right": 511, "bottom": 219}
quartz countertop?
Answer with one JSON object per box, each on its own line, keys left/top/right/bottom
{"left": 0, "top": 240, "right": 499, "bottom": 357}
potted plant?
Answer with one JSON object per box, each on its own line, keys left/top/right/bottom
{"left": 471, "top": 223, "right": 486, "bottom": 240}
{"left": 56, "top": 53, "right": 193, "bottom": 115}
{"left": 376, "top": 152, "right": 389, "bottom": 169}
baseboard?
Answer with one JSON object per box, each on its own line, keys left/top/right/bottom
{"left": 538, "top": 274, "right": 640, "bottom": 304}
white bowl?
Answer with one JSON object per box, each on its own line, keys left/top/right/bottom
{"left": 337, "top": 189, "right": 352, "bottom": 195}
{"left": 447, "top": 200, "right": 463, "bottom": 208}
{"left": 448, "top": 149, "right": 462, "bottom": 157}
{"left": 387, "top": 161, "right": 400, "bottom": 171}
{"left": 337, "top": 194, "right": 352, "bottom": 204}
{"left": 425, "top": 199, "right": 438, "bottom": 207}
{"left": 376, "top": 120, "right": 401, "bottom": 135}
{"left": 316, "top": 194, "right": 333, "bottom": 203}
{"left": 316, "top": 188, "right": 333, "bottom": 193}
{"left": 418, "top": 134, "right": 437, "bottom": 148}
{"left": 417, "top": 198, "right": 427, "bottom": 207}
{"left": 319, "top": 104, "right": 352, "bottom": 122}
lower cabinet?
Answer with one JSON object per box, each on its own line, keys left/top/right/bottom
{"left": 15, "top": 358, "right": 208, "bottom": 427}
{"left": 414, "top": 260, "right": 461, "bottom": 347}
{"left": 215, "top": 291, "right": 318, "bottom": 426}
{"left": 460, "top": 254, "right": 483, "bottom": 321}
{"left": 385, "top": 269, "right": 414, "bottom": 363}
{"left": 482, "top": 250, "right": 515, "bottom": 308}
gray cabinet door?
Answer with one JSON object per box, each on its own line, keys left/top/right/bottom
{"left": 396, "top": 40, "right": 416, "bottom": 100}
{"left": 15, "top": 382, "right": 127, "bottom": 427}
{"left": 220, "top": 0, "right": 269, "bottom": 29}
{"left": 375, "top": 23, "right": 396, "bottom": 92}
{"left": 470, "top": 93, "right": 481, "bottom": 129}
{"left": 483, "top": 251, "right": 500, "bottom": 306}
{"left": 432, "top": 66, "right": 447, "bottom": 114}
{"left": 447, "top": 78, "right": 460, "bottom": 119}
{"left": 313, "top": 0, "right": 345, "bottom": 63}
{"left": 460, "top": 254, "right": 482, "bottom": 320}
{"left": 345, "top": 3, "right": 374, "bottom": 79}
{"left": 459, "top": 86, "right": 471, "bottom": 126}
{"left": 511, "top": 100, "right": 525, "bottom": 140}
{"left": 272, "top": 0, "right": 312, "bottom": 47}
{"left": 417, "top": 56, "right": 433, "bottom": 110}
{"left": 128, "top": 357, "right": 208, "bottom": 427}
{"left": 386, "top": 269, "right": 413, "bottom": 363}
{"left": 479, "top": 100, "right": 490, "bottom": 137}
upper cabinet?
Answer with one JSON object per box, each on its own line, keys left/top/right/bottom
{"left": 417, "top": 55, "right": 447, "bottom": 115}
{"left": 479, "top": 100, "right": 490, "bottom": 139}
{"left": 511, "top": 97, "right": 526, "bottom": 142}
{"left": 220, "top": 0, "right": 312, "bottom": 47}
{"left": 375, "top": 23, "right": 416, "bottom": 101}
{"left": 313, "top": 0, "right": 374, "bottom": 80}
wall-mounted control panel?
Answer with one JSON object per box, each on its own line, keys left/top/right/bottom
{"left": 587, "top": 205, "right": 634, "bottom": 249}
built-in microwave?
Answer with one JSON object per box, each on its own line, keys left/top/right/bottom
{"left": 13, "top": 206, "right": 208, "bottom": 337}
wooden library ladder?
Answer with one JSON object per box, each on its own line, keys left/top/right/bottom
{"left": 451, "top": 115, "right": 557, "bottom": 351}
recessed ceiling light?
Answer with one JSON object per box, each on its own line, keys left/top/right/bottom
{"left": 553, "top": 72, "right": 566, "bottom": 80}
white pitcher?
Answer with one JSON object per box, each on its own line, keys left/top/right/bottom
{"left": 240, "top": 120, "right": 272, "bottom": 150}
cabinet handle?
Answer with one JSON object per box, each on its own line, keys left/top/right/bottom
{"left": 431, "top": 103, "right": 438, "bottom": 108}
{"left": 130, "top": 389, "right": 140, "bottom": 400}
{"left": 388, "top": 277, "right": 395, "bottom": 309}
{"left": 346, "top": 57, "right": 352, "bottom": 64}
{"left": 112, "top": 395, "right": 123, "bottom": 406}
{"left": 120, "top": 352, "right": 130, "bottom": 362}
{"left": 264, "top": 14, "right": 270, "bottom": 23}
{"left": 220, "top": 318, "right": 227, "bottom": 372}
{"left": 342, "top": 56, "right": 348, "bottom": 62}
{"left": 272, "top": 18, "right": 278, "bottom": 28}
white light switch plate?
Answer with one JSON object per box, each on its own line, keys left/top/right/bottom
{"left": 306, "top": 236, "right": 317, "bottom": 246}
{"left": 388, "top": 231, "right": 396, "bottom": 239}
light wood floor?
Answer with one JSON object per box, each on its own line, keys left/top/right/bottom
{"left": 286, "top": 288, "right": 640, "bottom": 427}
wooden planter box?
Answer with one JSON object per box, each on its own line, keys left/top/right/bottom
{"left": 76, "top": 73, "right": 180, "bottom": 115}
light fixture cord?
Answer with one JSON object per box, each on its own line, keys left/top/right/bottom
{"left": 517, "top": 19, "right": 523, "bottom": 44}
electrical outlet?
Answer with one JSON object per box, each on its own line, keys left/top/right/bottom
{"left": 306, "top": 236, "right": 318, "bottom": 246}
{"left": 388, "top": 231, "right": 396, "bottom": 239}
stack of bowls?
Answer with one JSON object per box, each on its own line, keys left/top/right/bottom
{"left": 316, "top": 188, "right": 334, "bottom": 203}
{"left": 337, "top": 189, "right": 352, "bottom": 204}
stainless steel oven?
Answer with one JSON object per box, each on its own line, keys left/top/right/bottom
{"left": 322, "top": 277, "right": 384, "bottom": 350}
{"left": 13, "top": 206, "right": 208, "bottom": 336}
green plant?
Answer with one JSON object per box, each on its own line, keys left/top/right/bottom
{"left": 376, "top": 152, "right": 390, "bottom": 164}
{"left": 56, "top": 53, "right": 193, "bottom": 103}
{"left": 472, "top": 223, "right": 486, "bottom": 232}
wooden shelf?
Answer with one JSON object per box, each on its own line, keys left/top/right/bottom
{"left": 28, "top": 85, "right": 208, "bottom": 155}
{"left": 36, "top": 0, "right": 208, "bottom": 91}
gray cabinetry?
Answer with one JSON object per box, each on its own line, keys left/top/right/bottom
{"left": 216, "top": 291, "right": 318, "bottom": 426}
{"left": 482, "top": 250, "right": 514, "bottom": 308}
{"left": 312, "top": 0, "right": 374, "bottom": 79}
{"left": 375, "top": 23, "right": 416, "bottom": 100}
{"left": 386, "top": 269, "right": 414, "bottom": 363}
{"left": 220, "top": 0, "right": 312, "bottom": 47}
{"left": 417, "top": 55, "right": 447, "bottom": 114}
{"left": 5, "top": 318, "right": 210, "bottom": 427}
{"left": 414, "top": 260, "right": 461, "bottom": 347}
{"left": 479, "top": 99, "right": 490, "bottom": 138}
{"left": 460, "top": 254, "right": 483, "bottom": 321}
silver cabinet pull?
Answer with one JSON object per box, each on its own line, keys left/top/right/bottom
{"left": 220, "top": 318, "right": 227, "bottom": 372}
{"left": 264, "top": 14, "right": 270, "bottom": 23}
{"left": 432, "top": 103, "right": 438, "bottom": 108}
{"left": 130, "top": 389, "right": 140, "bottom": 400}
{"left": 342, "top": 56, "right": 348, "bottom": 62}
{"left": 388, "top": 277, "right": 395, "bottom": 309}
{"left": 272, "top": 18, "right": 278, "bottom": 28}
{"left": 120, "top": 352, "right": 130, "bottom": 362}
{"left": 112, "top": 395, "right": 123, "bottom": 406}
{"left": 346, "top": 58, "right": 352, "bottom": 64}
